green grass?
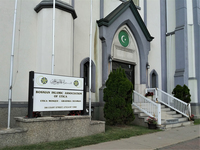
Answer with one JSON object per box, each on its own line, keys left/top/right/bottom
{"left": 1, "top": 125, "right": 161, "bottom": 150}
{"left": 194, "top": 119, "right": 200, "bottom": 125}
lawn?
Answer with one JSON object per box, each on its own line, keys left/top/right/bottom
{"left": 1, "top": 125, "right": 161, "bottom": 150}
{"left": 194, "top": 118, "right": 200, "bottom": 125}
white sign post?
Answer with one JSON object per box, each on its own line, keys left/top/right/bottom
{"left": 28, "top": 71, "right": 85, "bottom": 117}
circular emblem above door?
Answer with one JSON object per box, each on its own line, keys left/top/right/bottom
{"left": 118, "top": 30, "right": 129, "bottom": 47}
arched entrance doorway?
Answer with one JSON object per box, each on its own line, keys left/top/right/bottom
{"left": 110, "top": 25, "right": 139, "bottom": 91}
{"left": 97, "top": 0, "right": 153, "bottom": 102}
{"left": 112, "top": 61, "right": 135, "bottom": 89}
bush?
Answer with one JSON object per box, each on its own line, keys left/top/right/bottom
{"left": 172, "top": 84, "right": 191, "bottom": 103}
{"left": 103, "top": 67, "right": 135, "bottom": 125}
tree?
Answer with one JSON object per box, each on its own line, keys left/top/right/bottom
{"left": 172, "top": 84, "right": 191, "bottom": 103}
{"left": 103, "top": 67, "right": 135, "bottom": 125}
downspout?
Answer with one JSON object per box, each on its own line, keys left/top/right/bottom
{"left": 8, "top": 0, "right": 18, "bottom": 129}
{"left": 89, "top": 0, "right": 93, "bottom": 120}
{"left": 52, "top": 0, "right": 55, "bottom": 74}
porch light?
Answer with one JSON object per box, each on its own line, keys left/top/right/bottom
{"left": 108, "top": 55, "right": 112, "bottom": 62}
{"left": 146, "top": 63, "right": 150, "bottom": 69}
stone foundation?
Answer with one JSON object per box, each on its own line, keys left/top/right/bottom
{"left": 191, "top": 104, "right": 200, "bottom": 119}
{"left": 0, "top": 116, "right": 105, "bottom": 149}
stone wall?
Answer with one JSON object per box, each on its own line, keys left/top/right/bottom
{"left": 0, "top": 116, "right": 105, "bottom": 149}
{"left": 0, "top": 102, "right": 28, "bottom": 128}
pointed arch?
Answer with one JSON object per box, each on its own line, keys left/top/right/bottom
{"left": 80, "top": 57, "right": 96, "bottom": 92}
{"left": 150, "top": 69, "right": 158, "bottom": 88}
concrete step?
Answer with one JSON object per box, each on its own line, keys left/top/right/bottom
{"left": 158, "top": 121, "right": 194, "bottom": 129}
{"left": 162, "top": 110, "right": 177, "bottom": 115}
{"left": 161, "top": 113, "right": 182, "bottom": 119}
{"left": 161, "top": 105, "right": 166, "bottom": 108}
{"left": 161, "top": 108, "right": 171, "bottom": 111}
{"left": 161, "top": 117, "right": 188, "bottom": 124}
{"left": 138, "top": 112, "right": 149, "bottom": 117}
{"left": 177, "top": 117, "right": 188, "bottom": 122}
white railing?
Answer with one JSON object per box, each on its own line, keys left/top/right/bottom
{"left": 146, "top": 88, "right": 191, "bottom": 118}
{"left": 133, "top": 91, "right": 161, "bottom": 125}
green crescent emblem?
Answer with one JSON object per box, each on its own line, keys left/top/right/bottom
{"left": 118, "top": 30, "right": 129, "bottom": 47}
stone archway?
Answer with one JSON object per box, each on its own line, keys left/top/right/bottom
{"left": 110, "top": 25, "right": 140, "bottom": 91}
{"left": 97, "top": 0, "right": 153, "bottom": 100}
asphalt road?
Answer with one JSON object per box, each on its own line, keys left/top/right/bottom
{"left": 158, "top": 137, "right": 200, "bottom": 150}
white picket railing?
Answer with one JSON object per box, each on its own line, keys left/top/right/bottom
{"left": 146, "top": 88, "right": 191, "bottom": 118}
{"left": 133, "top": 90, "right": 161, "bottom": 125}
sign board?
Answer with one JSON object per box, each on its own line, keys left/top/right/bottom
{"left": 34, "top": 73, "right": 84, "bottom": 90}
{"left": 28, "top": 71, "right": 85, "bottom": 117}
{"left": 33, "top": 89, "right": 83, "bottom": 111}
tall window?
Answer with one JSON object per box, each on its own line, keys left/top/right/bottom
{"left": 80, "top": 58, "right": 96, "bottom": 92}
{"left": 150, "top": 70, "right": 158, "bottom": 88}
{"left": 152, "top": 73, "right": 156, "bottom": 88}
{"left": 84, "top": 62, "right": 89, "bottom": 88}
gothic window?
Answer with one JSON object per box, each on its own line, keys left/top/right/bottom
{"left": 80, "top": 58, "right": 96, "bottom": 92}
{"left": 152, "top": 72, "right": 156, "bottom": 88}
{"left": 84, "top": 62, "right": 89, "bottom": 87}
{"left": 150, "top": 70, "right": 158, "bottom": 88}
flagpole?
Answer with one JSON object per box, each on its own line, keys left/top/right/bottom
{"left": 89, "top": 0, "right": 93, "bottom": 120}
{"left": 52, "top": 0, "right": 55, "bottom": 74}
{"left": 8, "top": 0, "right": 18, "bottom": 129}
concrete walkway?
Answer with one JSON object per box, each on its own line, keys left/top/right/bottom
{"left": 69, "top": 125, "right": 200, "bottom": 150}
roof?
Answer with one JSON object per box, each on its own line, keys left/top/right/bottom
{"left": 97, "top": 1, "right": 154, "bottom": 41}
{"left": 34, "top": 0, "right": 77, "bottom": 19}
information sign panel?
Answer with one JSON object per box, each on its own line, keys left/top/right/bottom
{"left": 28, "top": 72, "right": 85, "bottom": 114}
{"left": 33, "top": 89, "right": 83, "bottom": 111}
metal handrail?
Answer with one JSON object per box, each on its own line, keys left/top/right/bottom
{"left": 133, "top": 90, "right": 161, "bottom": 125}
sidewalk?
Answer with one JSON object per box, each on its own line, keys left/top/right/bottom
{"left": 69, "top": 125, "right": 200, "bottom": 150}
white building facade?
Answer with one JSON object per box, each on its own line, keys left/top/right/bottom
{"left": 0, "top": 0, "right": 199, "bottom": 128}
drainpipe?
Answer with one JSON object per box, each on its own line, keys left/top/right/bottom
{"left": 52, "top": 0, "right": 55, "bottom": 74}
{"left": 89, "top": 0, "right": 93, "bottom": 120}
{"left": 8, "top": 0, "right": 18, "bottom": 129}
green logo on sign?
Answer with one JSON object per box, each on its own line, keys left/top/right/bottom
{"left": 74, "top": 80, "right": 79, "bottom": 87}
{"left": 41, "top": 77, "right": 48, "bottom": 84}
{"left": 118, "top": 30, "right": 129, "bottom": 47}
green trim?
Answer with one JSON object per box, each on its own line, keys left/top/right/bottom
{"left": 97, "top": 1, "right": 153, "bottom": 41}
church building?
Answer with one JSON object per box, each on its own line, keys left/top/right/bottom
{"left": 0, "top": 0, "right": 199, "bottom": 128}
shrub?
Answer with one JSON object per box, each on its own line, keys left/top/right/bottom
{"left": 103, "top": 67, "right": 135, "bottom": 125}
{"left": 172, "top": 84, "right": 191, "bottom": 103}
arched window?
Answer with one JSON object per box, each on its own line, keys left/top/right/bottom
{"left": 80, "top": 58, "right": 96, "bottom": 92}
{"left": 152, "top": 72, "right": 156, "bottom": 88}
{"left": 84, "top": 62, "right": 89, "bottom": 87}
{"left": 150, "top": 70, "right": 158, "bottom": 88}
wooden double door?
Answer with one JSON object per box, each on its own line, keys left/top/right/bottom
{"left": 112, "top": 61, "right": 135, "bottom": 90}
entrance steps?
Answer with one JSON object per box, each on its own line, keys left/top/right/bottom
{"left": 132, "top": 104, "right": 194, "bottom": 129}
